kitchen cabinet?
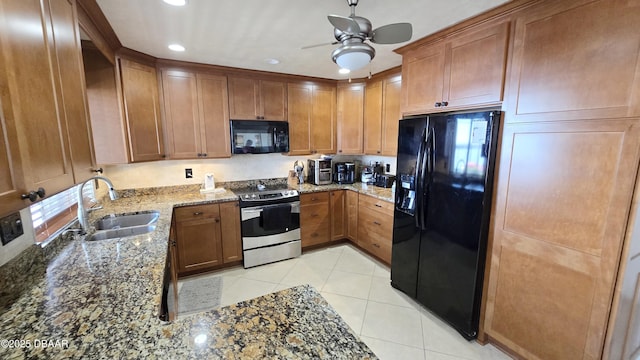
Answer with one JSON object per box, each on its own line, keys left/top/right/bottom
{"left": 173, "top": 201, "right": 242, "bottom": 276}
{"left": 161, "top": 69, "right": 230, "bottom": 159}
{"left": 228, "top": 76, "right": 287, "bottom": 121}
{"left": 337, "top": 83, "right": 364, "bottom": 154}
{"left": 219, "top": 201, "right": 242, "bottom": 263}
{"left": 0, "top": 0, "right": 97, "bottom": 216}
{"left": 357, "top": 194, "right": 393, "bottom": 264}
{"left": 119, "top": 58, "right": 165, "bottom": 162}
{"left": 364, "top": 73, "right": 402, "bottom": 156}
{"left": 482, "top": 119, "right": 640, "bottom": 359}
{"left": 346, "top": 190, "right": 358, "bottom": 243}
{"left": 330, "top": 190, "right": 346, "bottom": 241}
{"left": 505, "top": 0, "right": 640, "bottom": 123}
{"left": 300, "top": 192, "right": 330, "bottom": 248}
{"left": 400, "top": 21, "right": 508, "bottom": 115}
{"left": 288, "top": 82, "right": 337, "bottom": 155}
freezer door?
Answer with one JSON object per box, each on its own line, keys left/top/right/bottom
{"left": 415, "top": 111, "right": 499, "bottom": 339}
{"left": 391, "top": 117, "right": 427, "bottom": 298}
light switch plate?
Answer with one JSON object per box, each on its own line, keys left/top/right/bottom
{"left": 0, "top": 212, "right": 23, "bottom": 246}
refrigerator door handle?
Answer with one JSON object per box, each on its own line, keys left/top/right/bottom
{"left": 419, "top": 127, "right": 433, "bottom": 230}
{"left": 414, "top": 128, "right": 427, "bottom": 229}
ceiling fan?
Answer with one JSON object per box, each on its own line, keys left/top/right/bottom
{"left": 304, "top": 0, "right": 413, "bottom": 71}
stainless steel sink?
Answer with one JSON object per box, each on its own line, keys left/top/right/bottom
{"left": 85, "top": 210, "right": 160, "bottom": 241}
{"left": 94, "top": 211, "right": 160, "bottom": 230}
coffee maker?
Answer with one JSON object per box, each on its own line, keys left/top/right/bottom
{"left": 333, "top": 162, "right": 356, "bottom": 184}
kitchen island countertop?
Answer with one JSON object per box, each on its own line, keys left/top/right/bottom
{"left": 0, "top": 186, "right": 378, "bottom": 359}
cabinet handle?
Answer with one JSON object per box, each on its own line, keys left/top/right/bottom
{"left": 373, "top": 243, "right": 380, "bottom": 248}
{"left": 197, "top": 153, "right": 202, "bottom": 157}
{"left": 171, "top": 240, "right": 177, "bottom": 246}
{"left": 434, "top": 102, "right": 441, "bottom": 107}
{"left": 161, "top": 154, "right": 167, "bottom": 158}
{"left": 215, "top": 218, "right": 220, "bottom": 223}
{"left": 202, "top": 153, "right": 207, "bottom": 157}
{"left": 21, "top": 188, "right": 46, "bottom": 202}
{"left": 373, "top": 221, "right": 381, "bottom": 226}
{"left": 375, "top": 204, "right": 382, "bottom": 208}
{"left": 442, "top": 101, "right": 448, "bottom": 106}
{"left": 377, "top": 150, "right": 381, "bottom": 154}
{"left": 193, "top": 212, "right": 203, "bottom": 216}
{"left": 92, "top": 168, "right": 103, "bottom": 174}
{"left": 338, "top": 150, "right": 342, "bottom": 153}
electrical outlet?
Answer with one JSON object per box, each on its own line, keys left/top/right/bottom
{"left": 0, "top": 212, "right": 23, "bottom": 246}
{"left": 385, "top": 164, "right": 391, "bottom": 172}
{"left": 185, "top": 168, "right": 193, "bottom": 179}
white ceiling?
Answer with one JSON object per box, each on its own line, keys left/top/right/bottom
{"left": 96, "top": 0, "right": 510, "bottom": 80}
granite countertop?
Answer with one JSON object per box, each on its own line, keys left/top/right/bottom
{"left": 0, "top": 183, "right": 381, "bottom": 359}
{"left": 291, "top": 182, "right": 394, "bottom": 203}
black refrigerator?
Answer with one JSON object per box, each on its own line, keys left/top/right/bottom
{"left": 391, "top": 109, "right": 500, "bottom": 340}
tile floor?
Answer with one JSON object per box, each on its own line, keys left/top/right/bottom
{"left": 178, "top": 243, "right": 512, "bottom": 360}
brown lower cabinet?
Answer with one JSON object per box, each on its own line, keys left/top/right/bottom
{"left": 346, "top": 190, "right": 359, "bottom": 242}
{"left": 330, "top": 190, "right": 346, "bottom": 240}
{"left": 357, "top": 194, "right": 394, "bottom": 264}
{"left": 300, "top": 192, "right": 331, "bottom": 247}
{"left": 172, "top": 201, "right": 242, "bottom": 276}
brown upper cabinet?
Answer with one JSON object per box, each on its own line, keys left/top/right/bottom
{"left": 0, "top": 0, "right": 96, "bottom": 216}
{"left": 228, "top": 76, "right": 287, "bottom": 121}
{"left": 288, "top": 82, "right": 337, "bottom": 155}
{"left": 119, "top": 58, "right": 165, "bottom": 162}
{"left": 337, "top": 83, "right": 365, "bottom": 155}
{"left": 161, "top": 69, "right": 230, "bottom": 159}
{"left": 505, "top": 0, "right": 640, "bottom": 123}
{"left": 400, "top": 21, "right": 509, "bottom": 115}
{"left": 364, "top": 73, "right": 402, "bottom": 156}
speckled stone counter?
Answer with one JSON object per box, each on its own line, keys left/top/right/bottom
{"left": 0, "top": 186, "right": 376, "bottom": 359}
{"left": 290, "top": 182, "right": 394, "bottom": 203}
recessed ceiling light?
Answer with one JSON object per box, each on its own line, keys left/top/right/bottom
{"left": 338, "top": 68, "right": 351, "bottom": 74}
{"left": 163, "top": 0, "right": 186, "bottom": 6}
{"left": 264, "top": 58, "right": 280, "bottom": 65}
{"left": 168, "top": 44, "right": 185, "bottom": 52}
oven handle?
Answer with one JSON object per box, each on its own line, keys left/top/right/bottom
{"left": 241, "top": 202, "right": 300, "bottom": 221}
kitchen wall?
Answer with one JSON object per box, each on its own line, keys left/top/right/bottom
{"left": 102, "top": 154, "right": 397, "bottom": 189}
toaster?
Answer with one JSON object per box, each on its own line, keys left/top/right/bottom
{"left": 375, "top": 174, "right": 396, "bottom": 188}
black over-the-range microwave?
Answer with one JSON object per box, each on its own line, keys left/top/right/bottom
{"left": 230, "top": 120, "right": 289, "bottom": 154}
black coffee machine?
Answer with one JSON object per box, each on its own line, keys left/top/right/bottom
{"left": 333, "top": 162, "right": 356, "bottom": 184}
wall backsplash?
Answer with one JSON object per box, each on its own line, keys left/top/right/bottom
{"left": 102, "top": 154, "right": 397, "bottom": 190}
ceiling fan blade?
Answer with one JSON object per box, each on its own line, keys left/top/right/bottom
{"left": 370, "top": 23, "right": 413, "bottom": 44}
{"left": 328, "top": 14, "right": 361, "bottom": 34}
{"left": 301, "top": 41, "right": 338, "bottom": 50}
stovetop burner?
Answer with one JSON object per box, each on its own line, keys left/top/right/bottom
{"left": 237, "top": 188, "right": 299, "bottom": 206}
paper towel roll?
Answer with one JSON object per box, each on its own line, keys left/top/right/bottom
{"left": 204, "top": 173, "right": 215, "bottom": 190}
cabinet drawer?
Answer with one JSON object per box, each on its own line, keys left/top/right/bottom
{"left": 174, "top": 204, "right": 220, "bottom": 221}
{"left": 359, "top": 195, "right": 393, "bottom": 214}
{"left": 364, "top": 236, "right": 392, "bottom": 264}
{"left": 358, "top": 206, "right": 393, "bottom": 238}
{"left": 301, "top": 191, "right": 330, "bottom": 204}
{"left": 301, "top": 221, "right": 330, "bottom": 247}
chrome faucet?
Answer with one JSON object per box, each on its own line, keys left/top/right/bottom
{"left": 77, "top": 176, "right": 119, "bottom": 234}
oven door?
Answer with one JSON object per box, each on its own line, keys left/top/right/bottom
{"left": 241, "top": 201, "right": 300, "bottom": 250}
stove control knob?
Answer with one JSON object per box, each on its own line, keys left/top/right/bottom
{"left": 251, "top": 194, "right": 257, "bottom": 198}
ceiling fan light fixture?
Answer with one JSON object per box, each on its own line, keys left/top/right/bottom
{"left": 162, "top": 0, "right": 187, "bottom": 6}
{"left": 331, "top": 42, "right": 375, "bottom": 71}
{"left": 338, "top": 68, "right": 351, "bottom": 74}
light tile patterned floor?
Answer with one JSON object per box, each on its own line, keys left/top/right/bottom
{"left": 178, "top": 243, "right": 513, "bottom": 360}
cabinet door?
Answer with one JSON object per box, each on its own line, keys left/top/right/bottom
{"left": 363, "top": 80, "right": 383, "bottom": 155}
{"left": 444, "top": 21, "right": 508, "bottom": 108}
{"left": 120, "top": 59, "right": 165, "bottom": 162}
{"left": 506, "top": 0, "right": 640, "bottom": 123}
{"left": 198, "top": 73, "right": 231, "bottom": 158}
{"left": 483, "top": 119, "right": 640, "bottom": 360}
{"left": 48, "top": 0, "right": 95, "bottom": 183}
{"left": 300, "top": 192, "right": 330, "bottom": 247}
{"left": 287, "top": 83, "right": 312, "bottom": 155}
{"left": 219, "top": 201, "right": 242, "bottom": 263}
{"left": 162, "top": 70, "right": 200, "bottom": 159}
{"left": 346, "top": 190, "right": 358, "bottom": 242}
{"left": 0, "top": 0, "right": 74, "bottom": 198}
{"left": 228, "top": 76, "right": 258, "bottom": 120}
{"left": 381, "top": 75, "right": 402, "bottom": 156}
{"left": 330, "top": 190, "right": 346, "bottom": 240}
{"left": 401, "top": 41, "right": 446, "bottom": 115}
{"left": 175, "top": 205, "right": 223, "bottom": 274}
{"left": 260, "top": 80, "right": 287, "bottom": 121}
{"left": 337, "top": 83, "right": 364, "bottom": 154}
{"left": 311, "top": 84, "right": 337, "bottom": 154}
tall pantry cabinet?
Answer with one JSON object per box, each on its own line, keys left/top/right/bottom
{"left": 0, "top": 0, "right": 95, "bottom": 217}
{"left": 477, "top": 1, "right": 640, "bottom": 360}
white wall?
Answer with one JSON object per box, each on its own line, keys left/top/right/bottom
{"left": 103, "top": 154, "right": 397, "bottom": 189}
